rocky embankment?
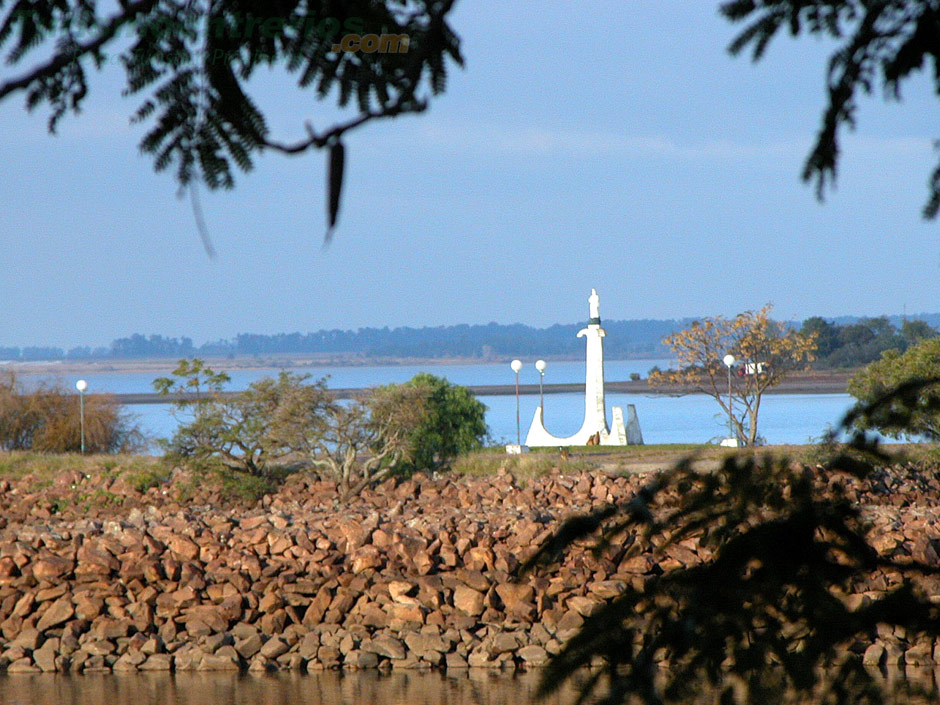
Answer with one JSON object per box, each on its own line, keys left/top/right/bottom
{"left": 0, "top": 462, "right": 938, "bottom": 674}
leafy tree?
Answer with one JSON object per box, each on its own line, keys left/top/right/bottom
{"left": 531, "top": 389, "right": 940, "bottom": 705}
{"left": 722, "top": 0, "right": 940, "bottom": 218}
{"left": 901, "top": 318, "right": 937, "bottom": 348}
{"left": 848, "top": 336, "right": 940, "bottom": 439}
{"left": 801, "top": 316, "right": 839, "bottom": 357}
{"left": 393, "top": 373, "right": 488, "bottom": 472}
{"left": 650, "top": 305, "right": 817, "bottom": 445}
{"left": 155, "top": 360, "right": 319, "bottom": 476}
{"left": 273, "top": 381, "right": 431, "bottom": 497}
{"left": 0, "top": 0, "right": 462, "bottom": 235}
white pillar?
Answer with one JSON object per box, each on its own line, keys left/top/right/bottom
{"left": 577, "top": 289, "right": 608, "bottom": 438}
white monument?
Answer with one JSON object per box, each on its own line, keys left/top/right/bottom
{"left": 525, "top": 289, "right": 643, "bottom": 447}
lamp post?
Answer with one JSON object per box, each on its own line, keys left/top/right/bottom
{"left": 535, "top": 359, "right": 546, "bottom": 419}
{"left": 510, "top": 359, "right": 523, "bottom": 445}
{"left": 722, "top": 355, "right": 735, "bottom": 443}
{"left": 76, "top": 379, "right": 87, "bottom": 455}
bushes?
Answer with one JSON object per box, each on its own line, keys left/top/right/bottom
{"left": 392, "top": 373, "right": 488, "bottom": 472}
{"left": 0, "top": 372, "right": 144, "bottom": 453}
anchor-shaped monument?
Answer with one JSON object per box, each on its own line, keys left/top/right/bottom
{"left": 525, "top": 289, "right": 644, "bottom": 447}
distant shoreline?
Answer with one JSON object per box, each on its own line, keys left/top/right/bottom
{"left": 0, "top": 358, "right": 854, "bottom": 398}
{"left": 0, "top": 354, "right": 649, "bottom": 377}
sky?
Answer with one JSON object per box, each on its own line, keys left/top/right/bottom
{"left": 1, "top": 2, "right": 937, "bottom": 348}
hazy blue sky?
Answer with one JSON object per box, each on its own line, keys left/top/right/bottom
{"left": 1, "top": 2, "right": 936, "bottom": 348}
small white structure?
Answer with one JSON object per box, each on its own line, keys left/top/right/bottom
{"left": 525, "top": 289, "right": 643, "bottom": 447}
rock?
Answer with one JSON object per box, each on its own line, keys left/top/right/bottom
{"left": 235, "top": 634, "right": 263, "bottom": 658}
{"left": 517, "top": 644, "right": 550, "bottom": 666}
{"left": 139, "top": 654, "right": 173, "bottom": 671}
{"left": 7, "top": 657, "right": 40, "bottom": 673}
{"left": 489, "top": 632, "right": 520, "bottom": 655}
{"left": 495, "top": 582, "right": 535, "bottom": 611}
{"left": 259, "top": 637, "right": 289, "bottom": 659}
{"left": 445, "top": 652, "right": 468, "bottom": 669}
{"left": 363, "top": 635, "right": 406, "bottom": 660}
{"left": 36, "top": 596, "right": 75, "bottom": 631}
{"left": 33, "top": 644, "right": 59, "bottom": 672}
{"left": 453, "top": 585, "right": 485, "bottom": 616}
{"left": 32, "top": 556, "right": 74, "bottom": 581}
{"left": 11, "top": 628, "right": 43, "bottom": 651}
{"left": 345, "top": 650, "right": 379, "bottom": 669}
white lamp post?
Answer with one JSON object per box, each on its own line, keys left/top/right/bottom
{"left": 510, "top": 359, "right": 523, "bottom": 445}
{"left": 535, "top": 359, "right": 547, "bottom": 419}
{"left": 75, "top": 379, "right": 88, "bottom": 455}
{"left": 722, "top": 355, "right": 735, "bottom": 444}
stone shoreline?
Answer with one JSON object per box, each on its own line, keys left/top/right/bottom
{"left": 0, "top": 462, "right": 937, "bottom": 674}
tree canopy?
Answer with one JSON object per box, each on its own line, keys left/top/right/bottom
{"left": 650, "top": 305, "right": 817, "bottom": 446}
{"left": 721, "top": 0, "right": 940, "bottom": 218}
{"left": 848, "top": 336, "right": 940, "bottom": 440}
{"left": 0, "top": 0, "right": 462, "bottom": 236}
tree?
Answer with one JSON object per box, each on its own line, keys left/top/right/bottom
{"left": 393, "top": 373, "right": 488, "bottom": 472}
{"left": 848, "top": 336, "right": 940, "bottom": 440}
{"left": 901, "top": 318, "right": 937, "bottom": 348}
{"left": 721, "top": 0, "right": 940, "bottom": 218}
{"left": 273, "top": 382, "right": 431, "bottom": 497}
{"left": 530, "top": 419, "right": 940, "bottom": 705}
{"left": 801, "top": 316, "right": 839, "bottom": 358}
{"left": 155, "top": 360, "right": 320, "bottom": 476}
{"left": 650, "top": 305, "right": 817, "bottom": 446}
{"left": 0, "top": 1, "right": 462, "bottom": 236}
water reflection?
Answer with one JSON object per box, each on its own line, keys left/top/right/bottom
{"left": 0, "top": 670, "right": 585, "bottom": 705}
{"left": 3, "top": 669, "right": 940, "bottom": 705}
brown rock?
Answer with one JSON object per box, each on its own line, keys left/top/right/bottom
{"left": 495, "top": 583, "right": 535, "bottom": 611}
{"left": 32, "top": 644, "right": 59, "bottom": 672}
{"left": 517, "top": 644, "right": 550, "bottom": 666}
{"left": 7, "top": 657, "right": 40, "bottom": 673}
{"left": 363, "top": 635, "right": 406, "bottom": 660}
{"left": 259, "top": 637, "right": 289, "bottom": 659}
{"left": 139, "top": 654, "right": 173, "bottom": 671}
{"left": 168, "top": 535, "right": 200, "bottom": 561}
{"left": 36, "top": 596, "right": 75, "bottom": 631}
{"left": 32, "top": 556, "right": 74, "bottom": 581}
{"left": 453, "top": 585, "right": 485, "bottom": 617}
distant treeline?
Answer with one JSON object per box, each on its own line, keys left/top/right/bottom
{"left": 801, "top": 315, "right": 940, "bottom": 368}
{"left": 4, "top": 314, "right": 940, "bottom": 363}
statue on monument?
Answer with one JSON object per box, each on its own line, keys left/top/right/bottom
{"left": 524, "top": 289, "right": 643, "bottom": 447}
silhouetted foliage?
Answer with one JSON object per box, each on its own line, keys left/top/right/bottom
{"left": 529, "top": 381, "right": 940, "bottom": 705}
{"left": 0, "top": 0, "right": 462, "bottom": 236}
{"left": 722, "top": 0, "right": 940, "bottom": 218}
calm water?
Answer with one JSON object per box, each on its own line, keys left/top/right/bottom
{"left": 0, "top": 670, "right": 581, "bottom": 705}
{"left": 16, "top": 359, "right": 857, "bottom": 447}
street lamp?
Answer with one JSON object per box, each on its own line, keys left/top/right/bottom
{"left": 75, "top": 379, "right": 88, "bottom": 455}
{"left": 722, "top": 355, "right": 735, "bottom": 444}
{"left": 535, "top": 359, "right": 546, "bottom": 420}
{"left": 510, "top": 359, "right": 523, "bottom": 445}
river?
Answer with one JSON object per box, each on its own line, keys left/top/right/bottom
{"left": 14, "top": 359, "right": 859, "bottom": 447}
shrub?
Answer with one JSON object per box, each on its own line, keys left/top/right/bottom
{"left": 0, "top": 372, "right": 145, "bottom": 453}
{"left": 391, "top": 373, "right": 488, "bottom": 472}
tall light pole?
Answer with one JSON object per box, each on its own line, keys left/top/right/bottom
{"left": 75, "top": 379, "right": 88, "bottom": 455}
{"left": 511, "top": 359, "right": 523, "bottom": 445}
{"left": 722, "top": 355, "right": 735, "bottom": 443}
{"left": 535, "top": 359, "right": 546, "bottom": 420}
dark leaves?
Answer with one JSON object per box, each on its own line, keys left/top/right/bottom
{"left": 721, "top": 0, "right": 940, "bottom": 220}
{"left": 533, "top": 379, "right": 940, "bottom": 705}
{"left": 326, "top": 138, "right": 345, "bottom": 243}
